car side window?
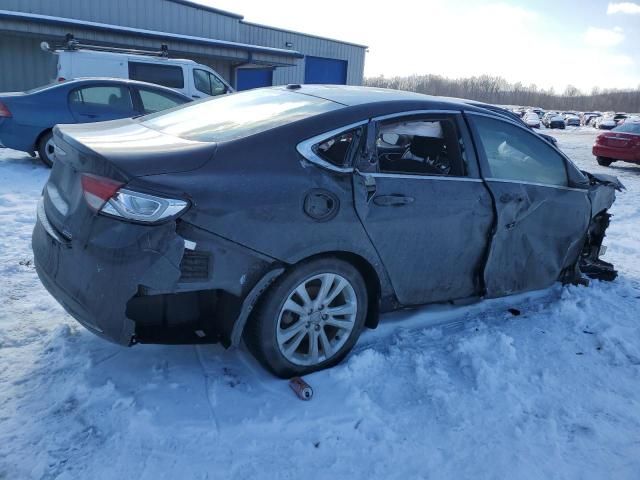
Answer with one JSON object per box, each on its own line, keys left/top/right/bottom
{"left": 313, "top": 128, "right": 362, "bottom": 168}
{"left": 129, "top": 62, "right": 184, "bottom": 89}
{"left": 194, "top": 69, "right": 227, "bottom": 96}
{"left": 375, "top": 118, "right": 466, "bottom": 176}
{"left": 473, "top": 115, "right": 568, "bottom": 187}
{"left": 137, "top": 88, "right": 187, "bottom": 114}
{"left": 69, "top": 86, "right": 133, "bottom": 112}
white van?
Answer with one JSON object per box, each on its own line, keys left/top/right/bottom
{"left": 48, "top": 45, "right": 233, "bottom": 99}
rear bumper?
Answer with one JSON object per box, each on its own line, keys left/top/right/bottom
{"left": 32, "top": 199, "right": 183, "bottom": 345}
{"left": 33, "top": 198, "right": 278, "bottom": 346}
{"left": 592, "top": 145, "right": 640, "bottom": 163}
{"left": 0, "top": 120, "right": 39, "bottom": 153}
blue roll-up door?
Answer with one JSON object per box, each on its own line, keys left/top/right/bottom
{"left": 236, "top": 68, "right": 273, "bottom": 90}
{"left": 304, "top": 56, "right": 348, "bottom": 84}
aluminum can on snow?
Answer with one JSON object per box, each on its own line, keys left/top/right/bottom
{"left": 289, "top": 377, "right": 313, "bottom": 400}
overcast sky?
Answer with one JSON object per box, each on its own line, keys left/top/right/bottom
{"left": 202, "top": 0, "right": 640, "bottom": 92}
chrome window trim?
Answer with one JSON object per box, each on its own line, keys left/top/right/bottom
{"left": 369, "top": 173, "right": 483, "bottom": 182}
{"left": 371, "top": 109, "right": 461, "bottom": 122}
{"left": 465, "top": 110, "right": 527, "bottom": 130}
{"left": 484, "top": 177, "right": 587, "bottom": 192}
{"left": 297, "top": 110, "right": 463, "bottom": 174}
{"left": 296, "top": 120, "right": 368, "bottom": 173}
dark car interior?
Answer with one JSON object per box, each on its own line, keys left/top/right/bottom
{"left": 376, "top": 119, "right": 464, "bottom": 176}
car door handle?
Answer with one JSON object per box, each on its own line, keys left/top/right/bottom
{"left": 373, "top": 195, "right": 415, "bottom": 207}
{"left": 192, "top": 95, "right": 201, "bottom": 99}
{"left": 79, "top": 113, "right": 98, "bottom": 118}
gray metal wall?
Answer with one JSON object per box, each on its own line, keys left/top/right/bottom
{"left": 0, "top": 0, "right": 366, "bottom": 91}
{"left": 240, "top": 23, "right": 366, "bottom": 86}
{"left": 0, "top": 0, "right": 242, "bottom": 41}
{"left": 0, "top": 33, "right": 57, "bottom": 90}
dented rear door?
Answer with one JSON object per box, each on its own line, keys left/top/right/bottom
{"left": 467, "top": 112, "right": 591, "bottom": 297}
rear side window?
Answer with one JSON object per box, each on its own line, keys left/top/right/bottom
{"left": 137, "top": 88, "right": 187, "bottom": 114}
{"left": 141, "top": 88, "right": 342, "bottom": 143}
{"left": 472, "top": 115, "right": 568, "bottom": 186}
{"left": 129, "top": 62, "right": 184, "bottom": 89}
{"left": 69, "top": 85, "right": 133, "bottom": 111}
{"left": 194, "top": 69, "right": 227, "bottom": 96}
{"left": 314, "top": 129, "right": 362, "bottom": 168}
{"left": 375, "top": 117, "right": 466, "bottom": 176}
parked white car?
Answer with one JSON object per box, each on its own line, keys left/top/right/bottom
{"left": 44, "top": 40, "right": 233, "bottom": 99}
{"left": 522, "top": 111, "right": 541, "bottom": 128}
{"left": 597, "top": 116, "right": 617, "bottom": 130}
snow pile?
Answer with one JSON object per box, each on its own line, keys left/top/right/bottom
{"left": 1, "top": 128, "right": 640, "bottom": 479}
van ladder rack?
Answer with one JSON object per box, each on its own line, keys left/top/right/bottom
{"left": 47, "top": 33, "right": 170, "bottom": 58}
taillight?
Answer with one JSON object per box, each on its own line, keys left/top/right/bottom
{"left": 81, "top": 173, "right": 188, "bottom": 223}
{"left": 57, "top": 77, "right": 66, "bottom": 82}
{"left": 0, "top": 101, "right": 11, "bottom": 118}
{"left": 81, "top": 173, "right": 124, "bottom": 211}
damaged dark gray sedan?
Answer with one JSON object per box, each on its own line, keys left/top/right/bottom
{"left": 32, "top": 85, "right": 621, "bottom": 377}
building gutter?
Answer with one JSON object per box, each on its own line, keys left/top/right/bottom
{"left": 0, "top": 9, "right": 304, "bottom": 58}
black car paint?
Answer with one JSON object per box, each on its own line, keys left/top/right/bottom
{"left": 32, "top": 86, "right": 618, "bottom": 348}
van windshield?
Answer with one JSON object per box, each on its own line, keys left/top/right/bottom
{"left": 141, "top": 88, "right": 342, "bottom": 142}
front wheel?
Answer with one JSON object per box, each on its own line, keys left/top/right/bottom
{"left": 37, "top": 131, "right": 55, "bottom": 168}
{"left": 597, "top": 156, "right": 613, "bottom": 167}
{"left": 245, "top": 258, "right": 368, "bottom": 378}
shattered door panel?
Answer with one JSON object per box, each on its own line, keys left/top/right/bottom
{"left": 483, "top": 180, "right": 590, "bottom": 297}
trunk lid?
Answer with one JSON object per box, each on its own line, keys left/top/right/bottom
{"left": 54, "top": 118, "right": 215, "bottom": 177}
{"left": 599, "top": 133, "right": 634, "bottom": 148}
{"left": 43, "top": 119, "right": 214, "bottom": 242}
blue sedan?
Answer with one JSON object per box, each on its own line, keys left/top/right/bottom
{"left": 0, "top": 78, "right": 191, "bottom": 167}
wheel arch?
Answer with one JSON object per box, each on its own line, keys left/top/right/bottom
{"left": 230, "top": 249, "right": 389, "bottom": 347}
{"left": 34, "top": 127, "right": 52, "bottom": 152}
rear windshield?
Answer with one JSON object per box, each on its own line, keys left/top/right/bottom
{"left": 613, "top": 121, "right": 640, "bottom": 135}
{"left": 141, "top": 88, "right": 342, "bottom": 142}
{"left": 25, "top": 81, "right": 62, "bottom": 94}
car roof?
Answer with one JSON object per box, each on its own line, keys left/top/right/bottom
{"left": 29, "top": 77, "right": 191, "bottom": 99}
{"left": 275, "top": 85, "right": 470, "bottom": 109}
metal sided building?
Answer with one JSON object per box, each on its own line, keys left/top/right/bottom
{"left": 0, "top": 0, "right": 367, "bottom": 92}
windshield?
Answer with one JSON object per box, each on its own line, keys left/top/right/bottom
{"left": 141, "top": 88, "right": 342, "bottom": 142}
{"left": 613, "top": 121, "right": 640, "bottom": 135}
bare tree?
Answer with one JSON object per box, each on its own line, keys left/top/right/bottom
{"left": 364, "top": 74, "right": 640, "bottom": 112}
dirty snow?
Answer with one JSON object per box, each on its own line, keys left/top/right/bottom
{"left": 1, "top": 127, "right": 640, "bottom": 479}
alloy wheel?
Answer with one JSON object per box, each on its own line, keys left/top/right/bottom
{"left": 276, "top": 273, "right": 357, "bottom": 366}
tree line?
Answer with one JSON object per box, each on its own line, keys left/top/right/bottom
{"left": 364, "top": 74, "right": 640, "bottom": 113}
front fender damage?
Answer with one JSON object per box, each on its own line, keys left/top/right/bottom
{"left": 577, "top": 172, "right": 623, "bottom": 282}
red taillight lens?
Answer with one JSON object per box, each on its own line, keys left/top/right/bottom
{"left": 81, "top": 173, "right": 124, "bottom": 211}
{"left": 0, "top": 101, "right": 11, "bottom": 118}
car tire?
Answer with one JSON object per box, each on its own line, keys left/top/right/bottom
{"left": 245, "top": 258, "right": 368, "bottom": 378}
{"left": 37, "top": 131, "right": 55, "bottom": 168}
{"left": 597, "top": 157, "right": 614, "bottom": 167}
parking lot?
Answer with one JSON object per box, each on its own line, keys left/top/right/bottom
{"left": 1, "top": 127, "right": 640, "bottom": 479}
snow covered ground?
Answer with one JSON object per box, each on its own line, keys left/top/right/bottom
{"left": 1, "top": 127, "right": 639, "bottom": 479}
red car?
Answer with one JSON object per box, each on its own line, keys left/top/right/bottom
{"left": 593, "top": 119, "right": 640, "bottom": 166}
